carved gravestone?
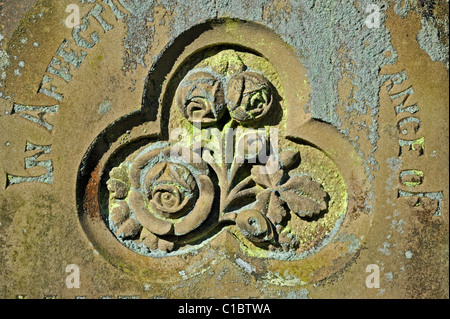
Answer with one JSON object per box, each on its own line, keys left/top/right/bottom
{"left": 0, "top": 0, "right": 448, "bottom": 299}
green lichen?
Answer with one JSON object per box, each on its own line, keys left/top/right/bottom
{"left": 118, "top": 132, "right": 131, "bottom": 145}
{"left": 411, "top": 170, "right": 424, "bottom": 177}
{"left": 261, "top": 271, "right": 307, "bottom": 287}
{"left": 412, "top": 137, "right": 425, "bottom": 151}
{"left": 402, "top": 169, "right": 424, "bottom": 187}
{"left": 0, "top": 49, "right": 11, "bottom": 71}
{"left": 201, "top": 49, "right": 245, "bottom": 76}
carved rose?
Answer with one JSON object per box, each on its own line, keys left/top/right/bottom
{"left": 176, "top": 71, "right": 226, "bottom": 124}
{"left": 104, "top": 50, "right": 340, "bottom": 256}
{"left": 227, "top": 71, "right": 273, "bottom": 123}
{"left": 127, "top": 145, "right": 214, "bottom": 251}
{"left": 106, "top": 144, "right": 215, "bottom": 252}
{"left": 144, "top": 162, "right": 195, "bottom": 219}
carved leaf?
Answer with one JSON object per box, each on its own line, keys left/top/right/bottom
{"left": 109, "top": 166, "right": 129, "bottom": 184}
{"left": 253, "top": 190, "right": 271, "bottom": 213}
{"left": 280, "top": 189, "right": 327, "bottom": 218}
{"left": 251, "top": 165, "right": 283, "bottom": 188}
{"left": 281, "top": 175, "right": 328, "bottom": 206}
{"left": 254, "top": 190, "right": 287, "bottom": 225}
{"left": 267, "top": 192, "right": 287, "bottom": 224}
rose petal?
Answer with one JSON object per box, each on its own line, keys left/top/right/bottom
{"left": 116, "top": 218, "right": 141, "bottom": 239}
{"left": 129, "top": 191, "right": 173, "bottom": 236}
{"left": 227, "top": 72, "right": 273, "bottom": 124}
{"left": 173, "top": 175, "right": 214, "bottom": 236}
{"left": 130, "top": 146, "right": 170, "bottom": 189}
{"left": 110, "top": 201, "right": 130, "bottom": 226}
{"left": 142, "top": 231, "right": 159, "bottom": 250}
{"left": 150, "top": 195, "right": 191, "bottom": 218}
{"left": 176, "top": 71, "right": 225, "bottom": 124}
{"left": 169, "top": 164, "right": 196, "bottom": 191}
{"left": 160, "top": 191, "right": 179, "bottom": 207}
{"left": 144, "top": 162, "right": 167, "bottom": 186}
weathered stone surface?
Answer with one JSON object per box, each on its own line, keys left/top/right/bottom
{"left": 0, "top": 0, "right": 448, "bottom": 299}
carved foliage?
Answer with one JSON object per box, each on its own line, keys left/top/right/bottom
{"left": 106, "top": 50, "right": 331, "bottom": 255}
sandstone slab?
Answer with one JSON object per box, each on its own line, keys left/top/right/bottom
{"left": 0, "top": 0, "right": 448, "bottom": 299}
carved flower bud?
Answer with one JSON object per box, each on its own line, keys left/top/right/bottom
{"left": 279, "top": 150, "right": 300, "bottom": 170}
{"left": 176, "top": 71, "right": 226, "bottom": 124}
{"left": 227, "top": 71, "right": 273, "bottom": 124}
{"left": 236, "top": 209, "right": 274, "bottom": 243}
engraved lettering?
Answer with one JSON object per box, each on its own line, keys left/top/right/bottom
{"left": 11, "top": 104, "right": 59, "bottom": 132}
{"left": 38, "top": 75, "right": 64, "bottom": 102}
{"left": 399, "top": 137, "right": 425, "bottom": 156}
{"left": 383, "top": 70, "right": 408, "bottom": 92}
{"left": 103, "top": 0, "right": 127, "bottom": 20}
{"left": 56, "top": 39, "right": 87, "bottom": 69}
{"left": 398, "top": 116, "right": 420, "bottom": 135}
{"left": 6, "top": 142, "right": 53, "bottom": 187}
{"left": 383, "top": 69, "right": 440, "bottom": 219}
{"left": 399, "top": 169, "right": 424, "bottom": 187}
{"left": 47, "top": 57, "right": 72, "bottom": 82}
{"left": 389, "top": 86, "right": 414, "bottom": 102}
{"left": 87, "top": 3, "right": 114, "bottom": 32}
{"left": 73, "top": 4, "right": 109, "bottom": 49}
{"left": 398, "top": 190, "right": 444, "bottom": 216}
